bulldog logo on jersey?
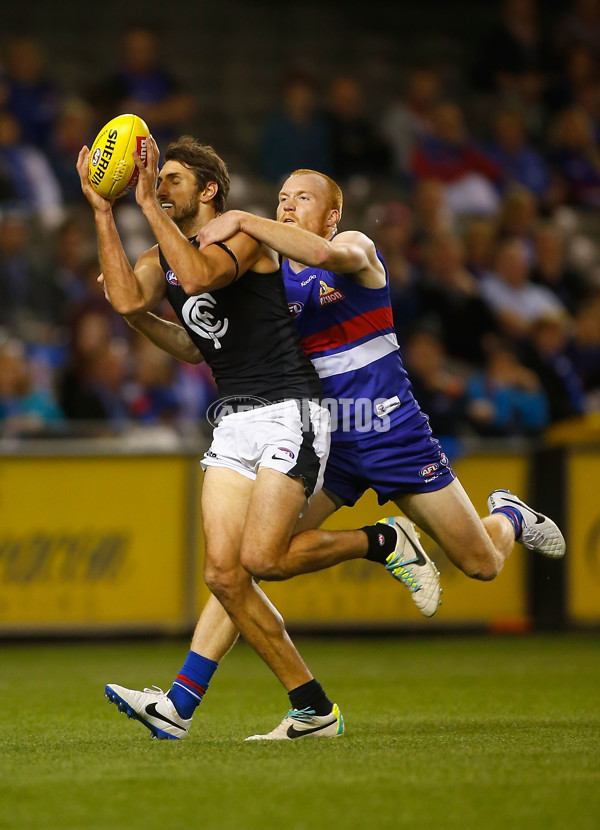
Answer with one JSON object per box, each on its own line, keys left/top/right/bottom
{"left": 182, "top": 294, "right": 228, "bottom": 349}
{"left": 319, "top": 280, "right": 344, "bottom": 306}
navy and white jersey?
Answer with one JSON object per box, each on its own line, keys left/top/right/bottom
{"left": 159, "top": 242, "right": 322, "bottom": 402}
{"left": 282, "top": 253, "right": 420, "bottom": 442}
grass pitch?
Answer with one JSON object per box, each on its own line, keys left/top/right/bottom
{"left": 0, "top": 634, "right": 598, "bottom": 830}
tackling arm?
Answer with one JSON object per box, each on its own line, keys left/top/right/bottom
{"left": 198, "top": 211, "right": 386, "bottom": 287}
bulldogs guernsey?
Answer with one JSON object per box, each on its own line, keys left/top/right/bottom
{"left": 283, "top": 253, "right": 421, "bottom": 442}
{"left": 159, "top": 242, "right": 321, "bottom": 402}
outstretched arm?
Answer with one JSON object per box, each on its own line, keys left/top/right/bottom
{"left": 76, "top": 147, "right": 166, "bottom": 314}
{"left": 197, "top": 210, "right": 386, "bottom": 287}
{"left": 126, "top": 312, "right": 205, "bottom": 364}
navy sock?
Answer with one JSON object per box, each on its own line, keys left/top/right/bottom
{"left": 492, "top": 506, "right": 523, "bottom": 539}
{"left": 288, "top": 679, "right": 332, "bottom": 716}
{"left": 362, "top": 523, "right": 397, "bottom": 564}
{"left": 167, "top": 651, "right": 219, "bottom": 719}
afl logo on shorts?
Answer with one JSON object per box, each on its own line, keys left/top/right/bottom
{"left": 182, "top": 293, "right": 229, "bottom": 349}
{"left": 419, "top": 463, "right": 439, "bottom": 478}
{"left": 166, "top": 269, "right": 180, "bottom": 286}
{"left": 288, "top": 301, "right": 303, "bottom": 318}
{"left": 272, "top": 446, "right": 296, "bottom": 462}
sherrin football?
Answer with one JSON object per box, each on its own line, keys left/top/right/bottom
{"left": 88, "top": 114, "right": 150, "bottom": 199}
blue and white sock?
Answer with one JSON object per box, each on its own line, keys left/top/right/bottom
{"left": 492, "top": 506, "right": 524, "bottom": 539}
{"left": 167, "top": 651, "right": 218, "bottom": 719}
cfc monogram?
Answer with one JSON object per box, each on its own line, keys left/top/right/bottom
{"left": 182, "top": 294, "right": 229, "bottom": 349}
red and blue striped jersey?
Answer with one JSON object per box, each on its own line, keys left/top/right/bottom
{"left": 283, "top": 253, "right": 420, "bottom": 442}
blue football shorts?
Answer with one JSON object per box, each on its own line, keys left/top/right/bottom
{"left": 323, "top": 408, "right": 456, "bottom": 507}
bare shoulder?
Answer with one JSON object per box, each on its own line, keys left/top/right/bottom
{"left": 224, "top": 231, "right": 279, "bottom": 275}
{"left": 332, "top": 230, "right": 385, "bottom": 287}
{"left": 332, "top": 230, "right": 374, "bottom": 249}
{"left": 135, "top": 244, "right": 161, "bottom": 271}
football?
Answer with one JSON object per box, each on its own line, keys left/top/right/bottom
{"left": 88, "top": 114, "right": 150, "bottom": 199}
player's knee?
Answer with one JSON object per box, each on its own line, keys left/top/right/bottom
{"left": 240, "top": 546, "right": 286, "bottom": 581}
{"left": 460, "top": 551, "right": 501, "bottom": 581}
{"left": 204, "top": 561, "right": 247, "bottom": 601}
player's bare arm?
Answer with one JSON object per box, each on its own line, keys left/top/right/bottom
{"left": 198, "top": 211, "right": 385, "bottom": 288}
{"left": 125, "top": 311, "right": 205, "bottom": 364}
{"left": 133, "top": 138, "right": 275, "bottom": 292}
{"left": 77, "top": 146, "right": 166, "bottom": 314}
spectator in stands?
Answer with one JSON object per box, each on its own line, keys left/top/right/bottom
{"left": 0, "top": 209, "right": 49, "bottom": 333}
{"left": 548, "top": 44, "right": 600, "bottom": 112}
{"left": 87, "top": 26, "right": 194, "bottom": 147}
{"left": 410, "top": 178, "right": 455, "bottom": 261}
{"left": 57, "top": 310, "right": 129, "bottom": 429}
{"left": 416, "top": 232, "right": 497, "bottom": 365}
{"left": 568, "top": 294, "right": 600, "bottom": 396}
{"left": 473, "top": 0, "right": 550, "bottom": 135}
{"left": 47, "top": 97, "right": 95, "bottom": 203}
{"left": 497, "top": 185, "right": 540, "bottom": 265}
{"left": 370, "top": 201, "right": 420, "bottom": 338}
{"left": 464, "top": 218, "right": 499, "bottom": 280}
{"left": 0, "top": 110, "right": 64, "bottom": 230}
{"left": 520, "top": 313, "right": 586, "bottom": 422}
{"left": 126, "top": 335, "right": 181, "bottom": 426}
{"left": 556, "top": 0, "right": 600, "bottom": 63}
{"left": 3, "top": 36, "right": 62, "bottom": 152}
{"left": 412, "top": 101, "right": 503, "bottom": 217}
{"left": 481, "top": 238, "right": 567, "bottom": 339}
{"left": 531, "top": 223, "right": 590, "bottom": 313}
{"left": 403, "top": 328, "right": 468, "bottom": 449}
{"left": 465, "top": 343, "right": 550, "bottom": 436}
{"left": 550, "top": 106, "right": 600, "bottom": 209}
{"left": 486, "top": 107, "right": 553, "bottom": 203}
{"left": 259, "top": 72, "right": 331, "bottom": 182}
{"left": 43, "top": 216, "right": 99, "bottom": 326}
{"left": 325, "top": 76, "right": 389, "bottom": 182}
{"left": 0, "top": 338, "right": 64, "bottom": 437}
{"left": 380, "top": 66, "right": 442, "bottom": 182}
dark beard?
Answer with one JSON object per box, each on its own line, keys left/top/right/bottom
{"left": 172, "top": 193, "right": 200, "bottom": 235}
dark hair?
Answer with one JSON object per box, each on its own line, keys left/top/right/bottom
{"left": 165, "top": 136, "right": 230, "bottom": 213}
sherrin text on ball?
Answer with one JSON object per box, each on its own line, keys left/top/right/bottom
{"left": 88, "top": 114, "right": 150, "bottom": 199}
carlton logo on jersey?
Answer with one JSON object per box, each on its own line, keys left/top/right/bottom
{"left": 319, "top": 280, "right": 344, "bottom": 306}
{"left": 182, "top": 294, "right": 229, "bottom": 349}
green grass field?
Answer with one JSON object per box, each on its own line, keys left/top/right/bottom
{"left": 1, "top": 634, "right": 599, "bottom": 830}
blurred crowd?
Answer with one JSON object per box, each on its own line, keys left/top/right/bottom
{"left": 1, "top": 0, "right": 600, "bottom": 450}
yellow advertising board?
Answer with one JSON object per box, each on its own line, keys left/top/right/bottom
{"left": 566, "top": 450, "right": 600, "bottom": 624}
{"left": 259, "top": 453, "right": 529, "bottom": 628}
{"left": 0, "top": 456, "right": 192, "bottom": 633}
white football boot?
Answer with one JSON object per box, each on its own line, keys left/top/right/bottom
{"left": 487, "top": 489, "right": 566, "bottom": 558}
{"left": 105, "top": 684, "right": 191, "bottom": 739}
{"left": 245, "top": 704, "right": 344, "bottom": 741}
{"left": 378, "top": 516, "right": 442, "bottom": 617}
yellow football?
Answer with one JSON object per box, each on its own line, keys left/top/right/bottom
{"left": 88, "top": 114, "right": 150, "bottom": 199}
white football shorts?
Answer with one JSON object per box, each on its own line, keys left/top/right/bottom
{"left": 201, "top": 398, "right": 330, "bottom": 498}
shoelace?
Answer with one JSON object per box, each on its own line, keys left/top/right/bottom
{"left": 521, "top": 525, "right": 546, "bottom": 549}
{"left": 385, "top": 554, "right": 422, "bottom": 593}
{"left": 143, "top": 685, "right": 166, "bottom": 696}
{"left": 285, "top": 707, "right": 317, "bottom": 723}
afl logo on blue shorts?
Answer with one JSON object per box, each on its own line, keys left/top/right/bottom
{"left": 166, "top": 269, "right": 180, "bottom": 286}
{"left": 419, "top": 463, "right": 440, "bottom": 478}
